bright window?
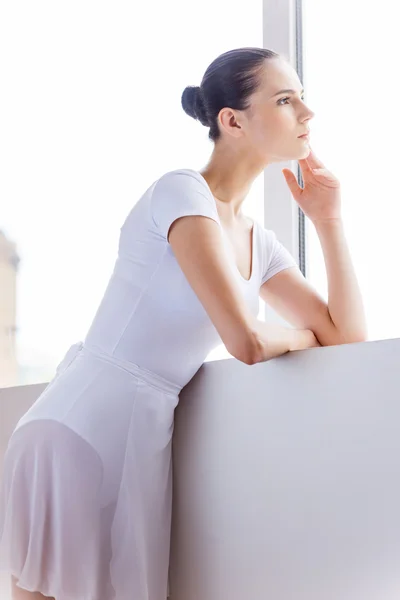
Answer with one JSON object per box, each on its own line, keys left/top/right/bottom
{"left": 0, "top": 1, "right": 263, "bottom": 385}
{"left": 303, "top": 0, "right": 399, "bottom": 342}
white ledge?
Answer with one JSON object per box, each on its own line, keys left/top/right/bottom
{"left": 169, "top": 339, "right": 400, "bottom": 600}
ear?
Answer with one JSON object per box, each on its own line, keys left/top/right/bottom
{"left": 218, "top": 108, "right": 243, "bottom": 138}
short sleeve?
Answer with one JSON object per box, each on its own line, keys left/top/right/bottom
{"left": 261, "top": 229, "right": 298, "bottom": 285}
{"left": 150, "top": 170, "right": 220, "bottom": 241}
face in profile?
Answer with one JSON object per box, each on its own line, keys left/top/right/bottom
{"left": 232, "top": 58, "right": 315, "bottom": 165}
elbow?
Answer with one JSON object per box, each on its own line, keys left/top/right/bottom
{"left": 320, "top": 327, "right": 368, "bottom": 347}
{"left": 226, "top": 332, "right": 263, "bottom": 366}
{"left": 346, "top": 331, "right": 369, "bottom": 344}
{"left": 231, "top": 349, "right": 259, "bottom": 366}
{"left": 235, "top": 350, "right": 259, "bottom": 366}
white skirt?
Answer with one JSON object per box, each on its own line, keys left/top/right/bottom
{"left": 0, "top": 342, "right": 181, "bottom": 600}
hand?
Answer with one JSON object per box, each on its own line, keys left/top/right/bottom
{"left": 282, "top": 147, "right": 342, "bottom": 224}
{"left": 289, "top": 329, "right": 321, "bottom": 352}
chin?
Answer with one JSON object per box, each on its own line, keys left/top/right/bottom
{"left": 299, "top": 145, "right": 311, "bottom": 158}
{"left": 267, "top": 147, "right": 310, "bottom": 165}
{"left": 292, "top": 143, "right": 311, "bottom": 161}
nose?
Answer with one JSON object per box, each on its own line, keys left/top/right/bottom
{"left": 299, "top": 96, "right": 315, "bottom": 120}
{"left": 302, "top": 108, "right": 315, "bottom": 123}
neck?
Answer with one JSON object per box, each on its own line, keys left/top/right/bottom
{"left": 200, "top": 144, "right": 265, "bottom": 225}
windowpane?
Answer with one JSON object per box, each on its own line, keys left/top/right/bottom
{"left": 303, "top": 0, "right": 399, "bottom": 342}
{"left": 0, "top": 1, "right": 263, "bottom": 386}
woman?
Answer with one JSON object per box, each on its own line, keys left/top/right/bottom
{"left": 0, "top": 47, "right": 367, "bottom": 600}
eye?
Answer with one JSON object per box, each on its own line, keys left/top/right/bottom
{"left": 278, "top": 96, "right": 306, "bottom": 105}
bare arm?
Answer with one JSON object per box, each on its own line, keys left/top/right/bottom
{"left": 313, "top": 219, "right": 367, "bottom": 343}
{"left": 168, "top": 215, "right": 318, "bottom": 365}
{"left": 259, "top": 227, "right": 367, "bottom": 347}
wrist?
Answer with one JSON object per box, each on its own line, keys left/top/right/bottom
{"left": 287, "top": 329, "right": 305, "bottom": 352}
{"left": 312, "top": 217, "right": 343, "bottom": 229}
{"left": 288, "top": 329, "right": 319, "bottom": 351}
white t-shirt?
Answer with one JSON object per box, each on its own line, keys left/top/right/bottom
{"left": 84, "top": 169, "right": 297, "bottom": 388}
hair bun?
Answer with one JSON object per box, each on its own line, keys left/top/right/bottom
{"left": 181, "top": 85, "right": 210, "bottom": 127}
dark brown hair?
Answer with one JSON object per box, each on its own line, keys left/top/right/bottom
{"left": 181, "top": 47, "right": 280, "bottom": 142}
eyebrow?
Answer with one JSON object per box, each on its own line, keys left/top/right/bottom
{"left": 271, "top": 88, "right": 305, "bottom": 98}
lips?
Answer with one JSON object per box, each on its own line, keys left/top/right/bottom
{"left": 298, "top": 133, "right": 310, "bottom": 138}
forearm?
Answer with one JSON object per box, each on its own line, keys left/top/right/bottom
{"left": 314, "top": 218, "right": 368, "bottom": 343}
{"left": 251, "top": 320, "right": 320, "bottom": 364}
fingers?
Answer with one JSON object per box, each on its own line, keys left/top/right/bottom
{"left": 305, "top": 148, "right": 325, "bottom": 169}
